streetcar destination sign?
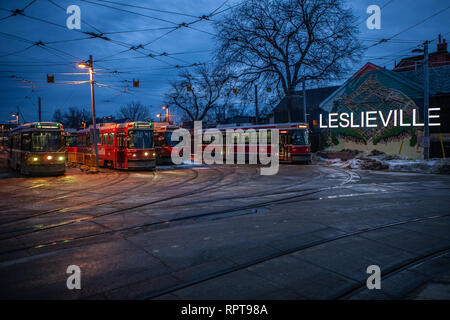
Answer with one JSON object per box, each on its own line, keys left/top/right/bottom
{"left": 319, "top": 108, "right": 441, "bottom": 128}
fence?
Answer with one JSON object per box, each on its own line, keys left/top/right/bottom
{"left": 67, "top": 152, "right": 97, "bottom": 167}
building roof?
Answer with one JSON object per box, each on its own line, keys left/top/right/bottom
{"left": 319, "top": 62, "right": 428, "bottom": 112}
{"left": 274, "top": 86, "right": 340, "bottom": 112}
{"left": 396, "top": 65, "right": 450, "bottom": 94}
{"left": 394, "top": 35, "right": 449, "bottom": 72}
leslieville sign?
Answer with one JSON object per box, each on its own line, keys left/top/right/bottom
{"left": 319, "top": 108, "right": 441, "bottom": 128}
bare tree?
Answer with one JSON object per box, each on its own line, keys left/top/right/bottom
{"left": 166, "top": 65, "right": 233, "bottom": 121}
{"left": 59, "top": 107, "right": 91, "bottom": 128}
{"left": 118, "top": 101, "right": 151, "bottom": 121}
{"left": 215, "top": 0, "right": 363, "bottom": 121}
{"left": 52, "top": 108, "right": 64, "bottom": 124}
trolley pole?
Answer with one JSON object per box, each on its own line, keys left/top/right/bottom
{"left": 88, "top": 55, "right": 99, "bottom": 168}
{"left": 423, "top": 41, "right": 430, "bottom": 160}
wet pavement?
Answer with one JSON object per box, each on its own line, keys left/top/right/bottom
{"left": 0, "top": 163, "right": 449, "bottom": 299}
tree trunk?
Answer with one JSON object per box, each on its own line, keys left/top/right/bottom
{"left": 286, "top": 88, "right": 295, "bottom": 123}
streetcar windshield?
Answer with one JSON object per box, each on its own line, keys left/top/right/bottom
{"left": 32, "top": 131, "right": 63, "bottom": 152}
{"left": 128, "top": 130, "right": 153, "bottom": 149}
{"left": 290, "top": 129, "right": 309, "bottom": 145}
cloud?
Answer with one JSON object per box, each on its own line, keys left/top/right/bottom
{"left": 0, "top": 0, "right": 448, "bottom": 123}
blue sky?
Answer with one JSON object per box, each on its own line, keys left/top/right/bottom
{"left": 0, "top": 0, "right": 448, "bottom": 124}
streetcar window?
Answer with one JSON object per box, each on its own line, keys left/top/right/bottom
{"left": 290, "top": 129, "right": 309, "bottom": 145}
{"left": 128, "top": 130, "right": 153, "bottom": 149}
{"left": 22, "top": 133, "right": 31, "bottom": 151}
{"left": 12, "top": 134, "right": 19, "bottom": 149}
{"left": 233, "top": 133, "right": 238, "bottom": 144}
{"left": 102, "top": 133, "right": 108, "bottom": 145}
{"left": 164, "top": 132, "right": 180, "bottom": 147}
{"left": 258, "top": 131, "right": 271, "bottom": 144}
{"left": 108, "top": 133, "right": 114, "bottom": 146}
{"left": 241, "top": 133, "right": 248, "bottom": 144}
{"left": 31, "top": 132, "right": 62, "bottom": 152}
{"left": 250, "top": 132, "right": 258, "bottom": 144}
{"left": 66, "top": 135, "right": 78, "bottom": 147}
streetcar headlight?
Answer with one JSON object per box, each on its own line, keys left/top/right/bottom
{"left": 144, "top": 152, "right": 149, "bottom": 156}
{"left": 133, "top": 153, "right": 136, "bottom": 157}
{"left": 47, "top": 155, "right": 53, "bottom": 160}
{"left": 153, "top": 152, "right": 156, "bottom": 157}
{"left": 33, "top": 157, "right": 38, "bottom": 162}
{"left": 58, "top": 156, "right": 64, "bottom": 161}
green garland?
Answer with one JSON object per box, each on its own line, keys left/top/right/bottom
{"left": 332, "top": 128, "right": 367, "bottom": 145}
{"left": 373, "top": 126, "right": 412, "bottom": 145}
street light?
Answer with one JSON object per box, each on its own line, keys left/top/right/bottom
{"left": 78, "top": 55, "right": 99, "bottom": 168}
{"left": 162, "top": 105, "right": 170, "bottom": 123}
{"left": 412, "top": 41, "right": 430, "bottom": 160}
{"left": 156, "top": 113, "right": 162, "bottom": 122}
{"left": 11, "top": 113, "right": 19, "bottom": 126}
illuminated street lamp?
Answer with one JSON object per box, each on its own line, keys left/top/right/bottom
{"left": 11, "top": 113, "right": 19, "bottom": 126}
{"left": 162, "top": 105, "right": 170, "bottom": 123}
{"left": 78, "top": 55, "right": 99, "bottom": 168}
{"left": 156, "top": 113, "right": 162, "bottom": 122}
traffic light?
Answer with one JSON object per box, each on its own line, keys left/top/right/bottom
{"left": 186, "top": 85, "right": 192, "bottom": 92}
{"left": 133, "top": 79, "right": 139, "bottom": 88}
{"left": 232, "top": 88, "right": 238, "bottom": 94}
{"left": 46, "top": 74, "right": 55, "bottom": 83}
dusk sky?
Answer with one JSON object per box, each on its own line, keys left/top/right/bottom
{"left": 0, "top": 0, "right": 448, "bottom": 124}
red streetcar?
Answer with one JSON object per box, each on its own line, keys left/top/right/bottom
{"left": 71, "top": 121, "right": 156, "bottom": 170}
{"left": 64, "top": 129, "right": 78, "bottom": 154}
{"left": 198, "top": 123, "right": 311, "bottom": 164}
{"left": 154, "top": 122, "right": 181, "bottom": 164}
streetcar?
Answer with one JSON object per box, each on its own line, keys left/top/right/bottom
{"left": 198, "top": 123, "right": 311, "bottom": 164}
{"left": 8, "top": 122, "right": 66, "bottom": 175}
{"left": 64, "top": 129, "right": 78, "bottom": 154}
{"left": 154, "top": 122, "right": 182, "bottom": 164}
{"left": 72, "top": 121, "right": 156, "bottom": 170}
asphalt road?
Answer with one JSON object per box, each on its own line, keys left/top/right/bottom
{"left": 0, "top": 164, "right": 449, "bottom": 299}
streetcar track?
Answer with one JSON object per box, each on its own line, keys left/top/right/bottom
{"left": 148, "top": 168, "right": 335, "bottom": 209}
{"left": 335, "top": 247, "right": 450, "bottom": 299}
{"left": 0, "top": 166, "right": 232, "bottom": 238}
{"left": 0, "top": 168, "right": 200, "bottom": 226}
{"left": 0, "top": 167, "right": 357, "bottom": 254}
{"left": 133, "top": 214, "right": 450, "bottom": 300}
{"left": 0, "top": 170, "right": 126, "bottom": 209}
{"left": 0, "top": 165, "right": 314, "bottom": 238}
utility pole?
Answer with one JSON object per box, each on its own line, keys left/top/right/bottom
{"left": 78, "top": 55, "right": 99, "bottom": 168}
{"left": 11, "top": 113, "right": 19, "bottom": 126}
{"left": 38, "top": 97, "right": 41, "bottom": 122}
{"left": 88, "top": 55, "right": 99, "bottom": 168}
{"left": 255, "top": 84, "right": 258, "bottom": 124}
{"left": 423, "top": 41, "right": 430, "bottom": 160}
{"left": 302, "top": 78, "right": 307, "bottom": 124}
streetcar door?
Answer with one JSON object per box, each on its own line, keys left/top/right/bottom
{"left": 116, "top": 134, "right": 126, "bottom": 169}
{"left": 279, "top": 131, "right": 290, "bottom": 161}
